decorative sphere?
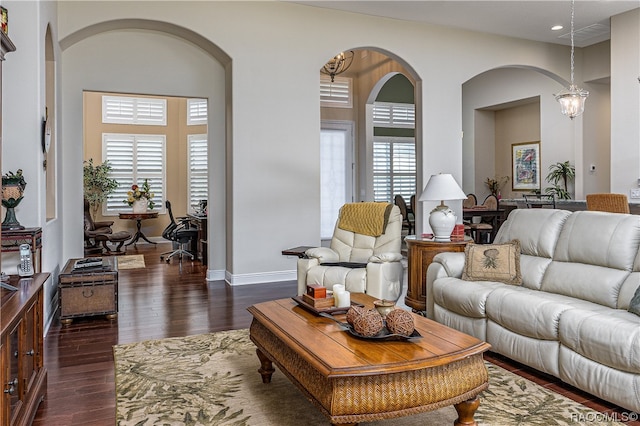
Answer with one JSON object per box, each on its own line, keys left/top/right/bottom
{"left": 385, "top": 309, "right": 415, "bottom": 336}
{"left": 346, "top": 305, "right": 367, "bottom": 326}
{"left": 353, "top": 309, "right": 385, "bottom": 337}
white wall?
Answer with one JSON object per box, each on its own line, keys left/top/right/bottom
{"left": 61, "top": 29, "right": 226, "bottom": 275}
{"left": 4, "top": 1, "right": 639, "bottom": 314}
{"left": 610, "top": 9, "right": 640, "bottom": 200}
{"left": 53, "top": 1, "right": 635, "bottom": 274}
{"left": 462, "top": 67, "right": 596, "bottom": 199}
{"left": 2, "top": 0, "right": 61, "bottom": 329}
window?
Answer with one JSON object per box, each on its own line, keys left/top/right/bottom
{"left": 102, "top": 95, "right": 167, "bottom": 126}
{"left": 188, "top": 134, "right": 208, "bottom": 213}
{"left": 103, "top": 133, "right": 166, "bottom": 214}
{"left": 373, "top": 102, "right": 415, "bottom": 128}
{"left": 187, "top": 98, "right": 208, "bottom": 125}
{"left": 320, "top": 121, "right": 354, "bottom": 239}
{"left": 320, "top": 76, "right": 352, "bottom": 108}
{"left": 373, "top": 137, "right": 416, "bottom": 202}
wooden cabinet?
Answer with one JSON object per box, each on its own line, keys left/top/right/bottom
{"left": 187, "top": 214, "right": 208, "bottom": 266}
{"left": 1, "top": 274, "right": 48, "bottom": 426}
{"left": 404, "top": 236, "right": 470, "bottom": 316}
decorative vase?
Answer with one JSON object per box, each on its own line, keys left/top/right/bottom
{"left": 2, "top": 173, "right": 27, "bottom": 231}
{"left": 132, "top": 198, "right": 148, "bottom": 214}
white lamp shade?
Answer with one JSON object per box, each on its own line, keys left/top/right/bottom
{"left": 419, "top": 174, "right": 467, "bottom": 202}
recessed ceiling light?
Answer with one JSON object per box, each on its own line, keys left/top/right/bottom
{"left": 551, "top": 25, "right": 564, "bottom": 31}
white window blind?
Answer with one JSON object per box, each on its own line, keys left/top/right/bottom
{"left": 320, "top": 126, "right": 352, "bottom": 239}
{"left": 103, "top": 133, "right": 166, "bottom": 214}
{"left": 320, "top": 76, "right": 352, "bottom": 108}
{"left": 188, "top": 134, "right": 208, "bottom": 213}
{"left": 187, "top": 98, "right": 208, "bottom": 125}
{"left": 373, "top": 137, "right": 416, "bottom": 202}
{"left": 102, "top": 95, "right": 167, "bottom": 125}
{"left": 373, "top": 102, "right": 415, "bottom": 128}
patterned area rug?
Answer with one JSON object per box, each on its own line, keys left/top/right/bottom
{"left": 116, "top": 255, "right": 146, "bottom": 270}
{"left": 114, "top": 329, "right": 622, "bottom": 426}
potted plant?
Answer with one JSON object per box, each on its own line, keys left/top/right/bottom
{"left": 485, "top": 176, "right": 509, "bottom": 198}
{"left": 83, "top": 159, "right": 119, "bottom": 214}
{"left": 2, "top": 169, "right": 26, "bottom": 230}
{"left": 545, "top": 161, "right": 575, "bottom": 200}
{"left": 123, "top": 178, "right": 155, "bottom": 212}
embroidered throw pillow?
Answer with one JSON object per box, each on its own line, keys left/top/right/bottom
{"left": 629, "top": 285, "right": 640, "bottom": 316}
{"left": 462, "top": 239, "right": 522, "bottom": 285}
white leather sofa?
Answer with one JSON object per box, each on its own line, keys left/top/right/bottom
{"left": 297, "top": 204, "right": 404, "bottom": 302}
{"left": 427, "top": 209, "right": 640, "bottom": 412}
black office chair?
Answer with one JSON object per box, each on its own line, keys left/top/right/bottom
{"left": 160, "top": 200, "right": 198, "bottom": 264}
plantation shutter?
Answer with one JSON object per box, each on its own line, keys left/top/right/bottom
{"left": 102, "top": 95, "right": 167, "bottom": 125}
{"left": 187, "top": 99, "right": 208, "bottom": 125}
{"left": 103, "top": 133, "right": 166, "bottom": 214}
{"left": 373, "top": 137, "right": 416, "bottom": 202}
{"left": 373, "top": 102, "right": 415, "bottom": 128}
{"left": 188, "top": 134, "right": 208, "bottom": 212}
{"left": 320, "top": 76, "right": 352, "bottom": 108}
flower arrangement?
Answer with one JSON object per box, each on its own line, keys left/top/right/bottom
{"left": 485, "top": 176, "right": 510, "bottom": 196}
{"left": 124, "top": 178, "right": 155, "bottom": 210}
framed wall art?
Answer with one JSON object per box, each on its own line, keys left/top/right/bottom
{"left": 512, "top": 141, "right": 540, "bottom": 191}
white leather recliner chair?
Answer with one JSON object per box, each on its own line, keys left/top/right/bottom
{"left": 297, "top": 203, "right": 404, "bottom": 301}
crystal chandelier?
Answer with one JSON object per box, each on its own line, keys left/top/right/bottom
{"left": 555, "top": 0, "right": 589, "bottom": 119}
{"left": 321, "top": 51, "right": 354, "bottom": 82}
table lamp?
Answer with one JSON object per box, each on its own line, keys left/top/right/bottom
{"left": 419, "top": 173, "right": 467, "bottom": 242}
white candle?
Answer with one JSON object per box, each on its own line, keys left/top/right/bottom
{"left": 336, "top": 290, "right": 350, "bottom": 308}
{"left": 333, "top": 284, "right": 345, "bottom": 305}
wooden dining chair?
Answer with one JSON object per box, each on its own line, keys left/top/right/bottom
{"left": 469, "top": 195, "right": 498, "bottom": 243}
{"left": 394, "top": 194, "right": 414, "bottom": 235}
{"left": 463, "top": 193, "right": 477, "bottom": 209}
{"left": 586, "top": 193, "right": 630, "bottom": 214}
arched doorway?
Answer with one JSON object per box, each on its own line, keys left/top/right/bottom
{"left": 319, "top": 48, "right": 421, "bottom": 240}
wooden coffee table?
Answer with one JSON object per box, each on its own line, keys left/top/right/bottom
{"left": 247, "top": 294, "right": 491, "bottom": 425}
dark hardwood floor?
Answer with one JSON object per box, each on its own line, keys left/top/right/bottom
{"left": 32, "top": 243, "right": 638, "bottom": 425}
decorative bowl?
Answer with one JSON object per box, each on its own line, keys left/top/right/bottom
{"left": 373, "top": 299, "right": 396, "bottom": 318}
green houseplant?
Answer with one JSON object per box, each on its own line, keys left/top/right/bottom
{"left": 545, "top": 161, "right": 575, "bottom": 200}
{"left": 83, "top": 159, "right": 119, "bottom": 214}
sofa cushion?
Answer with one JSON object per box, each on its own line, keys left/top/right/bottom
{"left": 485, "top": 286, "right": 593, "bottom": 341}
{"left": 553, "top": 211, "right": 640, "bottom": 270}
{"left": 559, "top": 308, "right": 640, "bottom": 374}
{"left": 494, "top": 209, "right": 570, "bottom": 258}
{"left": 519, "top": 254, "right": 552, "bottom": 291}
{"left": 629, "top": 285, "right": 640, "bottom": 316}
{"left": 462, "top": 240, "right": 522, "bottom": 285}
{"left": 432, "top": 277, "right": 502, "bottom": 318}
{"left": 541, "top": 262, "right": 630, "bottom": 309}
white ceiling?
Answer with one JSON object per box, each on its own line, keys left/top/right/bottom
{"left": 290, "top": 1, "right": 640, "bottom": 47}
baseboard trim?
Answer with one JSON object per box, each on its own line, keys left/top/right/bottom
{"left": 223, "top": 269, "right": 297, "bottom": 286}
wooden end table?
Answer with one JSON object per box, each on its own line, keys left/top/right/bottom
{"left": 119, "top": 212, "right": 159, "bottom": 246}
{"left": 405, "top": 235, "right": 471, "bottom": 316}
{"left": 247, "top": 294, "right": 490, "bottom": 426}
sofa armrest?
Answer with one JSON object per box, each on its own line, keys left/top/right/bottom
{"left": 366, "top": 261, "right": 404, "bottom": 302}
{"left": 94, "top": 221, "right": 114, "bottom": 228}
{"left": 368, "top": 252, "right": 403, "bottom": 263}
{"left": 425, "top": 252, "right": 465, "bottom": 319}
{"left": 297, "top": 257, "right": 320, "bottom": 296}
{"left": 305, "top": 247, "right": 339, "bottom": 263}
{"left": 432, "top": 252, "right": 465, "bottom": 278}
